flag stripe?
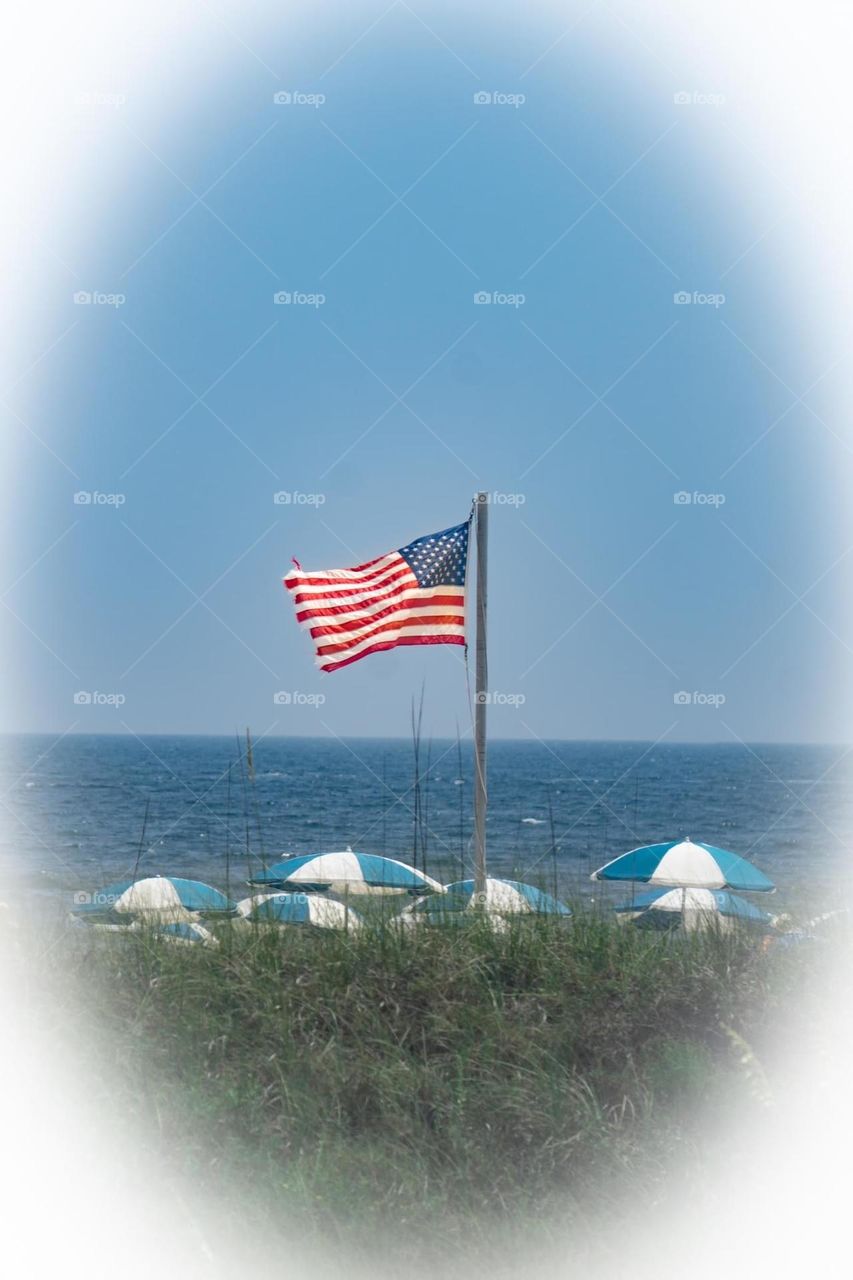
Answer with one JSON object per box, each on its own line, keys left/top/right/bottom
{"left": 301, "top": 587, "right": 465, "bottom": 628}
{"left": 316, "top": 615, "right": 465, "bottom": 655}
{"left": 285, "top": 554, "right": 403, "bottom": 589}
{"left": 321, "top": 633, "right": 466, "bottom": 673}
{"left": 289, "top": 565, "right": 416, "bottom": 603}
{"left": 312, "top": 552, "right": 395, "bottom": 578}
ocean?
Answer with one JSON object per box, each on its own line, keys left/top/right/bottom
{"left": 1, "top": 734, "right": 851, "bottom": 916}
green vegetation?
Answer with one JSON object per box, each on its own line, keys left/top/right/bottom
{"left": 33, "top": 910, "right": 812, "bottom": 1270}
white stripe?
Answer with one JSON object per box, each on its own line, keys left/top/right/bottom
{"left": 646, "top": 888, "right": 719, "bottom": 912}
{"left": 649, "top": 841, "right": 727, "bottom": 888}
{"left": 317, "top": 622, "right": 466, "bottom": 665}
{"left": 114, "top": 877, "right": 189, "bottom": 918}
{"left": 313, "top": 603, "right": 466, "bottom": 645}
{"left": 482, "top": 880, "right": 530, "bottom": 913}
{"left": 293, "top": 577, "right": 459, "bottom": 615}
{"left": 300, "top": 600, "right": 465, "bottom": 639}
{"left": 286, "top": 851, "right": 365, "bottom": 882}
{"left": 285, "top": 553, "right": 401, "bottom": 587}
{"left": 301, "top": 586, "right": 466, "bottom": 626}
{"left": 288, "top": 577, "right": 415, "bottom": 606}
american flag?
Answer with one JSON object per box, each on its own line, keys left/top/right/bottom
{"left": 284, "top": 521, "right": 469, "bottom": 673}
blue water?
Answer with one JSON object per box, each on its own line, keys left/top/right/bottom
{"left": 2, "top": 735, "right": 851, "bottom": 914}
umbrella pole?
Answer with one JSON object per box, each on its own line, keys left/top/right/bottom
{"left": 473, "top": 492, "right": 489, "bottom": 902}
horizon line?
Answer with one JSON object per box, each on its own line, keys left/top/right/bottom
{"left": 0, "top": 729, "right": 848, "bottom": 749}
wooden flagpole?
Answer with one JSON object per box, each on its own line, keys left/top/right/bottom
{"left": 473, "top": 492, "right": 489, "bottom": 900}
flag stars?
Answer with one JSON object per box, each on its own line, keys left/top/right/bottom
{"left": 399, "top": 522, "right": 469, "bottom": 588}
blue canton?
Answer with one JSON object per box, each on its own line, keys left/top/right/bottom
{"left": 398, "top": 522, "right": 469, "bottom": 588}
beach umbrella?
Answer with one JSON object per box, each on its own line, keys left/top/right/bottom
{"left": 445, "top": 878, "right": 571, "bottom": 915}
{"left": 614, "top": 887, "right": 773, "bottom": 932}
{"left": 403, "top": 877, "right": 570, "bottom": 925}
{"left": 71, "top": 875, "right": 238, "bottom": 922}
{"left": 235, "top": 893, "right": 276, "bottom": 918}
{"left": 396, "top": 890, "right": 508, "bottom": 932}
{"left": 591, "top": 839, "right": 774, "bottom": 892}
{"left": 241, "top": 892, "right": 361, "bottom": 931}
{"left": 248, "top": 849, "right": 445, "bottom": 896}
{"left": 153, "top": 921, "right": 218, "bottom": 947}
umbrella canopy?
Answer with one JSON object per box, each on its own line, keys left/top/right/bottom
{"left": 153, "top": 921, "right": 218, "bottom": 947}
{"left": 397, "top": 891, "right": 508, "bottom": 932}
{"left": 242, "top": 892, "right": 361, "bottom": 931}
{"left": 445, "top": 878, "right": 571, "bottom": 915}
{"left": 248, "top": 850, "right": 445, "bottom": 896}
{"left": 405, "top": 877, "right": 570, "bottom": 922}
{"left": 615, "top": 887, "right": 773, "bottom": 931}
{"left": 71, "top": 876, "right": 238, "bottom": 921}
{"left": 592, "top": 839, "right": 774, "bottom": 892}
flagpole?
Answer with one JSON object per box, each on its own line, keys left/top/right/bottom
{"left": 473, "top": 491, "right": 488, "bottom": 901}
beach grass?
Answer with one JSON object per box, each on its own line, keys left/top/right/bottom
{"left": 29, "top": 908, "right": 814, "bottom": 1268}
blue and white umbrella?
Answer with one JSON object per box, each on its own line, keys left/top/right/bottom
{"left": 592, "top": 839, "right": 774, "bottom": 892}
{"left": 71, "top": 876, "right": 238, "bottom": 922}
{"left": 404, "top": 877, "right": 570, "bottom": 924}
{"left": 153, "top": 921, "right": 218, "bottom": 947}
{"left": 445, "top": 878, "right": 570, "bottom": 915}
{"left": 239, "top": 892, "right": 361, "bottom": 931}
{"left": 614, "top": 887, "right": 773, "bottom": 931}
{"left": 248, "top": 849, "right": 445, "bottom": 896}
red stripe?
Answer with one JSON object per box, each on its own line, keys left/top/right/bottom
{"left": 316, "top": 614, "right": 464, "bottom": 656}
{"left": 285, "top": 554, "right": 404, "bottom": 591}
{"left": 290, "top": 565, "right": 416, "bottom": 607}
{"left": 347, "top": 554, "right": 392, "bottom": 574}
{"left": 303, "top": 591, "right": 465, "bottom": 631}
{"left": 295, "top": 579, "right": 414, "bottom": 619}
{"left": 288, "top": 570, "right": 412, "bottom": 600}
{"left": 321, "top": 634, "right": 465, "bottom": 673}
{"left": 287, "top": 551, "right": 392, "bottom": 582}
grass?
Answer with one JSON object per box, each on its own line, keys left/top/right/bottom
{"left": 26, "top": 907, "right": 814, "bottom": 1271}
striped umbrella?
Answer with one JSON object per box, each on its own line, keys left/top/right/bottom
{"left": 404, "top": 877, "right": 570, "bottom": 924}
{"left": 71, "top": 876, "right": 238, "bottom": 922}
{"left": 592, "top": 839, "right": 774, "bottom": 892}
{"left": 153, "top": 921, "right": 218, "bottom": 947}
{"left": 248, "top": 850, "right": 445, "bottom": 896}
{"left": 399, "top": 897, "right": 510, "bottom": 933}
{"left": 240, "top": 892, "right": 361, "bottom": 931}
{"left": 614, "top": 887, "right": 774, "bottom": 932}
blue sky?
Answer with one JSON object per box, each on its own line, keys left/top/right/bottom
{"left": 4, "top": 1, "right": 848, "bottom": 742}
